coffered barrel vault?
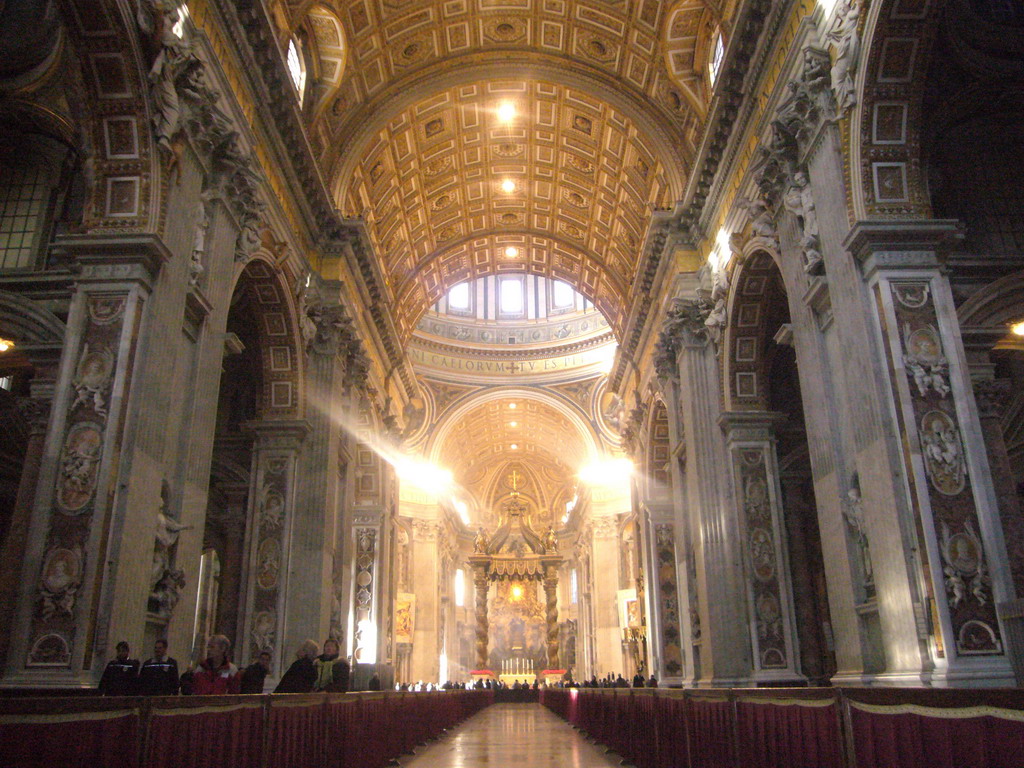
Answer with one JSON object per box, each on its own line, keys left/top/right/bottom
{"left": 336, "top": 78, "right": 682, "bottom": 341}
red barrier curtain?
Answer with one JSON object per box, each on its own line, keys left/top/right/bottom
{"left": 266, "top": 697, "right": 326, "bottom": 768}
{"left": 734, "top": 697, "right": 842, "bottom": 768}
{"left": 0, "top": 708, "right": 140, "bottom": 768}
{"left": 850, "top": 702, "right": 1024, "bottom": 768}
{"left": 146, "top": 699, "right": 264, "bottom": 768}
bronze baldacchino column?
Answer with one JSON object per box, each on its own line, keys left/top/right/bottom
{"left": 541, "top": 526, "right": 561, "bottom": 669}
{"left": 469, "top": 527, "right": 491, "bottom": 670}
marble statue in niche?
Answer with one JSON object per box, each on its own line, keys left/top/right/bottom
{"left": 189, "top": 193, "right": 214, "bottom": 289}
{"left": 150, "top": 481, "right": 191, "bottom": 619}
{"left": 843, "top": 481, "right": 875, "bottom": 596}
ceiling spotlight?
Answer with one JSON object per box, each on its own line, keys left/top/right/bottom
{"left": 510, "top": 443, "right": 519, "bottom": 450}
{"left": 497, "top": 101, "right": 517, "bottom": 122}
{"left": 1013, "top": 321, "right": 1024, "bottom": 337}
{"left": 501, "top": 179, "right": 516, "bottom": 194}
{"left": 0, "top": 338, "right": 13, "bottom": 353}
{"left": 504, "top": 246, "right": 519, "bottom": 258}
{"left": 508, "top": 403, "right": 517, "bottom": 409}
{"left": 509, "top": 421, "right": 518, "bottom": 427}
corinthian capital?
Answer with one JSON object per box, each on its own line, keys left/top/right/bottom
{"left": 654, "top": 298, "right": 713, "bottom": 379}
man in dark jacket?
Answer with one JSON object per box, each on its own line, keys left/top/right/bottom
{"left": 137, "top": 639, "right": 179, "bottom": 696}
{"left": 98, "top": 641, "right": 139, "bottom": 695}
{"left": 241, "top": 651, "right": 273, "bottom": 694}
{"left": 274, "top": 640, "right": 318, "bottom": 693}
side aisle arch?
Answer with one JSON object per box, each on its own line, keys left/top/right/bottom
{"left": 852, "top": 0, "right": 944, "bottom": 219}
{"left": 232, "top": 255, "right": 305, "bottom": 419}
{"left": 722, "top": 247, "right": 788, "bottom": 411}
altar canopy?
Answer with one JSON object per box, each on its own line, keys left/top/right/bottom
{"left": 469, "top": 472, "right": 563, "bottom": 675}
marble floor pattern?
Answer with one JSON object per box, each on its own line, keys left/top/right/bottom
{"left": 399, "top": 703, "right": 623, "bottom": 767}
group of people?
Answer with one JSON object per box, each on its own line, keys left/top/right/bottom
{"left": 98, "top": 635, "right": 355, "bottom": 697}
{"left": 576, "top": 672, "right": 658, "bottom": 688}
{"left": 273, "top": 638, "right": 353, "bottom": 694}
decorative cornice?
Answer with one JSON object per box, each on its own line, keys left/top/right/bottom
{"left": 677, "top": 0, "right": 789, "bottom": 237}
{"left": 843, "top": 219, "right": 965, "bottom": 262}
{"left": 612, "top": 214, "right": 677, "bottom": 391}
{"left": 51, "top": 234, "right": 172, "bottom": 291}
{"left": 411, "top": 331, "right": 616, "bottom": 361}
{"left": 245, "top": 419, "right": 310, "bottom": 450}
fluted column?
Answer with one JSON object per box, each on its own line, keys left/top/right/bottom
{"left": 285, "top": 283, "right": 350, "bottom": 661}
{"left": 658, "top": 298, "right": 751, "bottom": 686}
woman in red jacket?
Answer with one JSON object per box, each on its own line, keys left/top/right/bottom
{"left": 191, "top": 635, "right": 241, "bottom": 695}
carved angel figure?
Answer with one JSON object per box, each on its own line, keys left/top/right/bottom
{"left": 905, "top": 354, "right": 950, "bottom": 398}
{"left": 737, "top": 197, "right": 778, "bottom": 242}
{"left": 544, "top": 526, "right": 558, "bottom": 553}
{"left": 783, "top": 172, "right": 823, "bottom": 273}
{"left": 827, "top": 0, "right": 861, "bottom": 116}
{"left": 704, "top": 268, "right": 730, "bottom": 344}
{"left": 139, "top": 0, "right": 190, "bottom": 160}
{"left": 71, "top": 345, "right": 113, "bottom": 417}
{"left": 474, "top": 527, "right": 490, "bottom": 554}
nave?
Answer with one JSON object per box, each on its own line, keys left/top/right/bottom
{"left": 401, "top": 704, "right": 620, "bottom": 768}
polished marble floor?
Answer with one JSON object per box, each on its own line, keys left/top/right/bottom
{"left": 400, "top": 704, "right": 622, "bottom": 767}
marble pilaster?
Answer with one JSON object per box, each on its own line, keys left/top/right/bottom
{"left": 240, "top": 419, "right": 308, "bottom": 672}
{"left": 590, "top": 515, "right": 622, "bottom": 677}
{"left": 0, "top": 357, "right": 58, "bottom": 672}
{"left": 720, "top": 411, "right": 803, "bottom": 684}
{"left": 846, "top": 221, "right": 1016, "bottom": 686}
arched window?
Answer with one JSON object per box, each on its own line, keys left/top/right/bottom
{"left": 708, "top": 29, "right": 725, "bottom": 87}
{"left": 286, "top": 38, "right": 307, "bottom": 105}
